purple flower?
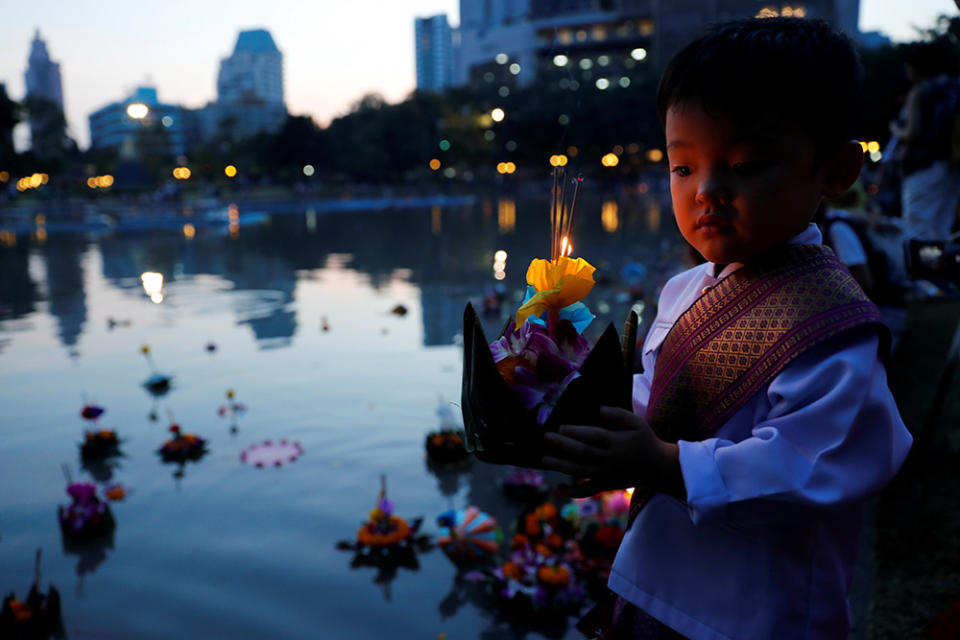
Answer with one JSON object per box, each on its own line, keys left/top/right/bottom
{"left": 66, "top": 482, "right": 97, "bottom": 503}
{"left": 377, "top": 498, "right": 394, "bottom": 516}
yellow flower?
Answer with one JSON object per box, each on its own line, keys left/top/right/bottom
{"left": 515, "top": 257, "right": 596, "bottom": 327}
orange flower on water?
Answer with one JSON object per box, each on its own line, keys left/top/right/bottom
{"left": 546, "top": 533, "right": 564, "bottom": 549}
{"left": 502, "top": 561, "right": 525, "bottom": 581}
{"left": 534, "top": 502, "right": 558, "bottom": 521}
{"left": 524, "top": 513, "right": 542, "bottom": 537}
{"left": 356, "top": 516, "right": 413, "bottom": 547}
{"left": 515, "top": 257, "right": 596, "bottom": 327}
{"left": 537, "top": 565, "right": 571, "bottom": 587}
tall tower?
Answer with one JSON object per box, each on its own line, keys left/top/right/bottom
{"left": 217, "top": 29, "right": 284, "bottom": 106}
{"left": 24, "top": 29, "right": 63, "bottom": 107}
{"left": 415, "top": 14, "right": 455, "bottom": 92}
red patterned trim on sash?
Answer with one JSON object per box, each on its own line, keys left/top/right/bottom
{"left": 645, "top": 244, "right": 887, "bottom": 443}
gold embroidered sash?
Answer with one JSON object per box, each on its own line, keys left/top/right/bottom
{"left": 647, "top": 244, "right": 887, "bottom": 443}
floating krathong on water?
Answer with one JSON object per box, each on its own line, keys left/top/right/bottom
{"left": 462, "top": 169, "right": 637, "bottom": 466}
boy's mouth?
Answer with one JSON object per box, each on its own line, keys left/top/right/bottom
{"left": 696, "top": 214, "right": 734, "bottom": 229}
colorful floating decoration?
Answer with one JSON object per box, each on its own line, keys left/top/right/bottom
{"left": 336, "top": 477, "right": 433, "bottom": 597}
{"left": 436, "top": 506, "right": 502, "bottom": 563}
{"left": 240, "top": 439, "right": 302, "bottom": 467}
{"left": 217, "top": 389, "right": 247, "bottom": 433}
{"left": 472, "top": 501, "right": 585, "bottom": 615}
{"left": 461, "top": 169, "right": 638, "bottom": 466}
{"left": 425, "top": 399, "right": 469, "bottom": 465}
{"left": 0, "top": 550, "right": 63, "bottom": 640}
{"left": 103, "top": 484, "right": 129, "bottom": 502}
{"left": 57, "top": 482, "right": 115, "bottom": 542}
{"left": 425, "top": 430, "right": 468, "bottom": 465}
{"left": 79, "top": 429, "right": 121, "bottom": 460}
{"left": 79, "top": 403, "right": 105, "bottom": 422}
{"left": 140, "top": 345, "right": 173, "bottom": 396}
{"left": 501, "top": 467, "right": 548, "bottom": 503}
{"left": 157, "top": 424, "right": 206, "bottom": 463}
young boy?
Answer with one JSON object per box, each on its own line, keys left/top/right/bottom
{"left": 541, "top": 18, "right": 913, "bottom": 639}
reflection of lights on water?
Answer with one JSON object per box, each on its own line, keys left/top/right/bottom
{"left": 505, "top": 140, "right": 517, "bottom": 152}
{"left": 598, "top": 55, "right": 610, "bottom": 66}
{"left": 553, "top": 54, "right": 568, "bottom": 66}
{"left": 498, "top": 86, "right": 510, "bottom": 97}
{"left": 302, "top": 164, "right": 315, "bottom": 177}
{"left": 498, "top": 199, "right": 516, "bottom": 233}
{"left": 305, "top": 208, "right": 317, "bottom": 233}
{"left": 494, "top": 248, "right": 507, "bottom": 279}
{"left": 646, "top": 148, "right": 664, "bottom": 162}
{"left": 602, "top": 201, "right": 619, "bottom": 233}
{"left": 228, "top": 203, "right": 239, "bottom": 237}
{"left": 0, "top": 171, "right": 9, "bottom": 183}
{"left": 494, "top": 250, "right": 507, "bottom": 262}
{"left": 126, "top": 103, "right": 148, "bottom": 119}
{"left": 432, "top": 206, "right": 443, "bottom": 235}
{"left": 630, "top": 48, "right": 647, "bottom": 61}
{"left": 579, "top": 58, "right": 593, "bottom": 70}
{"left": 182, "top": 223, "right": 196, "bottom": 239}
{"left": 224, "top": 165, "right": 238, "bottom": 178}
{"left": 648, "top": 200, "right": 662, "bottom": 233}
{"left": 495, "top": 52, "right": 509, "bottom": 64}
{"left": 161, "top": 115, "right": 174, "bottom": 127}
{"left": 490, "top": 108, "right": 505, "bottom": 122}
{"left": 141, "top": 272, "right": 164, "bottom": 304}
{"left": 494, "top": 270, "right": 506, "bottom": 280}
{"left": 438, "top": 139, "right": 451, "bottom": 151}
{"left": 429, "top": 158, "right": 441, "bottom": 171}
{"left": 443, "top": 167, "right": 457, "bottom": 178}
{"left": 483, "top": 130, "right": 496, "bottom": 141}
{"left": 558, "top": 114, "right": 570, "bottom": 125}
{"left": 619, "top": 77, "right": 631, "bottom": 88}
{"left": 509, "top": 63, "right": 521, "bottom": 75}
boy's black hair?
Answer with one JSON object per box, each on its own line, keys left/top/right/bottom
{"left": 657, "top": 17, "right": 863, "bottom": 157}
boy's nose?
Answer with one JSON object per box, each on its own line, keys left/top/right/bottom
{"left": 695, "top": 176, "right": 733, "bottom": 206}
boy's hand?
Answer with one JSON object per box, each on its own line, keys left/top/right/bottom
{"left": 541, "top": 406, "right": 685, "bottom": 500}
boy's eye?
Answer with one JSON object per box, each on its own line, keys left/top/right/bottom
{"left": 732, "top": 162, "right": 769, "bottom": 177}
{"left": 670, "top": 166, "right": 691, "bottom": 178}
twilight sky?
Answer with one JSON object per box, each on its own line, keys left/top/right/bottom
{"left": 0, "top": 0, "right": 954, "bottom": 150}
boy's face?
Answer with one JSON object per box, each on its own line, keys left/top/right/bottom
{"left": 665, "top": 102, "right": 827, "bottom": 265}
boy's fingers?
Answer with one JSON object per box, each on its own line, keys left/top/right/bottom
{"left": 555, "top": 424, "right": 612, "bottom": 447}
{"left": 597, "top": 406, "right": 645, "bottom": 431}
{"left": 541, "top": 455, "right": 604, "bottom": 478}
{"left": 543, "top": 432, "right": 608, "bottom": 464}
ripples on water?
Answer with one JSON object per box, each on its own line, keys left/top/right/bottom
{"left": 0, "top": 195, "right": 686, "bottom": 639}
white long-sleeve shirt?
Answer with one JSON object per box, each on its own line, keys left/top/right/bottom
{"left": 608, "top": 225, "right": 912, "bottom": 639}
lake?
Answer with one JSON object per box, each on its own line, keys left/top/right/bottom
{"left": 0, "top": 192, "right": 687, "bottom": 639}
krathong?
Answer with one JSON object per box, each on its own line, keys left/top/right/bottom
{"left": 158, "top": 423, "right": 206, "bottom": 463}
{"left": 462, "top": 169, "right": 637, "bottom": 466}
{"left": 336, "top": 477, "right": 433, "bottom": 595}
{"left": 57, "top": 482, "right": 115, "bottom": 542}
{"left": 436, "top": 506, "right": 502, "bottom": 564}
{"left": 80, "top": 429, "right": 121, "bottom": 460}
{"left": 0, "top": 550, "right": 63, "bottom": 639}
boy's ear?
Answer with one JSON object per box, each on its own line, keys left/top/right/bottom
{"left": 820, "top": 141, "right": 864, "bottom": 198}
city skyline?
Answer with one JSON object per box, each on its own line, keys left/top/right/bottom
{"left": 0, "top": 0, "right": 954, "bottom": 151}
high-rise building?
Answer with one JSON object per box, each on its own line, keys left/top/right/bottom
{"left": 454, "top": 0, "right": 860, "bottom": 86}
{"left": 415, "top": 14, "right": 455, "bottom": 92}
{"left": 24, "top": 29, "right": 67, "bottom": 157}
{"left": 218, "top": 29, "right": 284, "bottom": 106}
{"left": 24, "top": 29, "right": 63, "bottom": 107}
{"left": 88, "top": 86, "right": 187, "bottom": 157}
{"left": 200, "top": 28, "right": 286, "bottom": 140}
